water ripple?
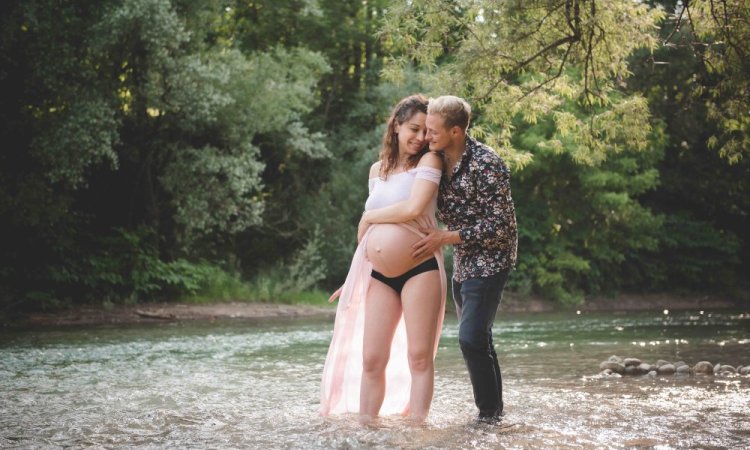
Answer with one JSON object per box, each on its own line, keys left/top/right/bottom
{"left": 1, "top": 310, "right": 748, "bottom": 448}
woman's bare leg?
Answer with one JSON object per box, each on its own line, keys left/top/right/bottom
{"left": 401, "top": 269, "right": 442, "bottom": 422}
{"left": 360, "top": 279, "right": 402, "bottom": 421}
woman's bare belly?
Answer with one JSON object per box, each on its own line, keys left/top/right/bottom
{"left": 366, "top": 223, "right": 432, "bottom": 277}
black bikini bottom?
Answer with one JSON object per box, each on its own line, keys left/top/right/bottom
{"left": 371, "top": 257, "right": 439, "bottom": 295}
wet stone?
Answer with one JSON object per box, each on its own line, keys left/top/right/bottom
{"left": 596, "top": 357, "right": 747, "bottom": 378}
{"left": 657, "top": 364, "right": 676, "bottom": 375}
{"left": 623, "top": 358, "right": 641, "bottom": 367}
{"left": 600, "top": 362, "right": 625, "bottom": 374}
{"left": 693, "top": 361, "right": 714, "bottom": 375}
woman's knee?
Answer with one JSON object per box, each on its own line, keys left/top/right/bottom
{"left": 362, "top": 351, "right": 389, "bottom": 375}
{"left": 407, "top": 349, "right": 433, "bottom": 373}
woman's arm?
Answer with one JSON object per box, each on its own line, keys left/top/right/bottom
{"left": 361, "top": 152, "right": 443, "bottom": 225}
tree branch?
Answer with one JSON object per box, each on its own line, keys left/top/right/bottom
{"left": 480, "top": 33, "right": 578, "bottom": 100}
{"left": 517, "top": 40, "right": 574, "bottom": 102}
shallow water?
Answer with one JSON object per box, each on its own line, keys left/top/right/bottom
{"left": 1, "top": 309, "right": 749, "bottom": 449}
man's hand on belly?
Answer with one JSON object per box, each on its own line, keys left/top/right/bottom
{"left": 412, "top": 229, "right": 462, "bottom": 259}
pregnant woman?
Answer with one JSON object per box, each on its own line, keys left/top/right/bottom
{"left": 320, "top": 94, "right": 447, "bottom": 424}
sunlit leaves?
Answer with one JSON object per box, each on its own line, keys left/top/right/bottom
{"left": 382, "top": 0, "right": 665, "bottom": 168}
{"left": 666, "top": 0, "right": 750, "bottom": 163}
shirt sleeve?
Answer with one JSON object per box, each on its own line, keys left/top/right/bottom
{"left": 458, "top": 161, "right": 516, "bottom": 247}
{"left": 414, "top": 167, "right": 442, "bottom": 185}
{"left": 368, "top": 178, "right": 377, "bottom": 193}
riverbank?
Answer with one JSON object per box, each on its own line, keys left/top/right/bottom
{"left": 11, "top": 302, "right": 337, "bottom": 327}
{"left": 7, "top": 292, "right": 746, "bottom": 328}
{"left": 500, "top": 292, "right": 744, "bottom": 313}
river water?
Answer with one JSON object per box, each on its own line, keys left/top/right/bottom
{"left": 1, "top": 309, "right": 748, "bottom": 449}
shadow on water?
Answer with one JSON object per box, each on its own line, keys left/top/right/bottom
{"left": 1, "top": 310, "right": 749, "bottom": 449}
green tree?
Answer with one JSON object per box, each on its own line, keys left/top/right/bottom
{"left": 219, "top": 0, "right": 393, "bottom": 284}
{"left": 628, "top": 0, "right": 746, "bottom": 292}
{"left": 662, "top": 0, "right": 750, "bottom": 163}
{"left": 0, "top": 0, "right": 329, "bottom": 308}
{"left": 381, "top": 0, "right": 665, "bottom": 167}
{"left": 380, "top": 0, "right": 745, "bottom": 300}
{"left": 511, "top": 95, "right": 666, "bottom": 302}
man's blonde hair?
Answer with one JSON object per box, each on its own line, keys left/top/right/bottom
{"left": 427, "top": 95, "right": 471, "bottom": 131}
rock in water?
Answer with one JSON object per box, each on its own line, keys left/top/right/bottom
{"left": 623, "top": 358, "right": 641, "bottom": 367}
{"left": 600, "top": 361, "right": 625, "bottom": 374}
{"left": 657, "top": 364, "right": 676, "bottom": 375}
{"left": 676, "top": 365, "right": 690, "bottom": 375}
{"left": 693, "top": 361, "right": 714, "bottom": 375}
{"left": 637, "top": 363, "right": 651, "bottom": 374}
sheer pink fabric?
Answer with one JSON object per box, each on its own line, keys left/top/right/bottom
{"left": 320, "top": 165, "right": 446, "bottom": 417}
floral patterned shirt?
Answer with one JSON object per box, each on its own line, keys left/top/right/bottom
{"left": 437, "top": 136, "right": 518, "bottom": 282}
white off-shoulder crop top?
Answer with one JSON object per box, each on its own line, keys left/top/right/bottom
{"left": 364, "top": 166, "right": 442, "bottom": 212}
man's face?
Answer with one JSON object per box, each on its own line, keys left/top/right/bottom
{"left": 425, "top": 114, "right": 453, "bottom": 152}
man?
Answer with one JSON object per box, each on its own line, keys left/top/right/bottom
{"left": 412, "top": 95, "right": 518, "bottom": 424}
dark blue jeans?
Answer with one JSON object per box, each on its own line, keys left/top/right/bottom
{"left": 452, "top": 270, "right": 509, "bottom": 417}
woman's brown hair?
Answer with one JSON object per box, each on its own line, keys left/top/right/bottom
{"left": 378, "top": 94, "right": 429, "bottom": 179}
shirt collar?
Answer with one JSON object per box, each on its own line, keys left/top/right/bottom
{"left": 451, "top": 135, "right": 475, "bottom": 177}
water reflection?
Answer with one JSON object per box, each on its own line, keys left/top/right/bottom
{"left": 1, "top": 310, "right": 748, "bottom": 449}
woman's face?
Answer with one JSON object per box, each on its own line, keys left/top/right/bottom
{"left": 395, "top": 112, "right": 427, "bottom": 157}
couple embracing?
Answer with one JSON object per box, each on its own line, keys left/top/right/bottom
{"left": 320, "top": 95, "right": 518, "bottom": 425}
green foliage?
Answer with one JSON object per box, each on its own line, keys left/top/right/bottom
{"left": 511, "top": 99, "right": 665, "bottom": 302}
{"left": 628, "top": 3, "right": 749, "bottom": 291}
{"left": 674, "top": 0, "right": 750, "bottom": 163}
{"left": 0, "top": 0, "right": 330, "bottom": 309}
{"left": 381, "top": 0, "right": 665, "bottom": 169}
{"left": 41, "top": 228, "right": 238, "bottom": 304}
{"left": 0, "top": 0, "right": 747, "bottom": 312}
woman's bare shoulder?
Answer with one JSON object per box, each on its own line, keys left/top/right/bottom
{"left": 369, "top": 160, "right": 382, "bottom": 178}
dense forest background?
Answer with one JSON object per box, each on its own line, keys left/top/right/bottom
{"left": 1, "top": 0, "right": 747, "bottom": 312}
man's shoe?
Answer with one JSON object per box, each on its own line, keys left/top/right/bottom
{"left": 475, "top": 413, "right": 502, "bottom": 425}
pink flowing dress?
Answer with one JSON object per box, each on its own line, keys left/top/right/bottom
{"left": 320, "top": 166, "right": 447, "bottom": 416}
